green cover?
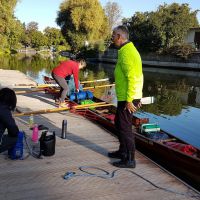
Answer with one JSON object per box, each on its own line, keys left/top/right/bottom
{"left": 141, "top": 123, "right": 160, "bottom": 133}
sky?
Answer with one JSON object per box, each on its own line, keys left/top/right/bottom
{"left": 15, "top": 0, "right": 200, "bottom": 31}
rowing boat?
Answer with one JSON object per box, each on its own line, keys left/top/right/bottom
{"left": 67, "top": 97, "right": 200, "bottom": 191}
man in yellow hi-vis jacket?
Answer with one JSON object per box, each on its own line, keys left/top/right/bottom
{"left": 108, "top": 25, "right": 143, "bottom": 168}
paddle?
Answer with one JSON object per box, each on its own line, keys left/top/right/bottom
{"left": 15, "top": 84, "right": 115, "bottom": 94}
{"left": 14, "top": 96, "right": 155, "bottom": 117}
{"left": 35, "top": 78, "right": 110, "bottom": 88}
{"left": 14, "top": 102, "right": 114, "bottom": 117}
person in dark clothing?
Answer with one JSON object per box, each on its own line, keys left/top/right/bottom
{"left": 0, "top": 88, "right": 19, "bottom": 153}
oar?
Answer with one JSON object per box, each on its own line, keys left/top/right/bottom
{"left": 14, "top": 102, "right": 110, "bottom": 117}
{"left": 15, "top": 84, "right": 115, "bottom": 95}
{"left": 35, "top": 83, "right": 58, "bottom": 88}
{"left": 15, "top": 88, "right": 45, "bottom": 94}
{"left": 35, "top": 78, "right": 110, "bottom": 88}
{"left": 80, "top": 78, "right": 109, "bottom": 84}
{"left": 75, "top": 103, "right": 114, "bottom": 110}
{"left": 83, "top": 84, "right": 115, "bottom": 90}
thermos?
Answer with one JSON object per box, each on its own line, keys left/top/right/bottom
{"left": 61, "top": 120, "right": 67, "bottom": 139}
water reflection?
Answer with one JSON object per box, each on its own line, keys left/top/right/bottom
{"left": 188, "top": 86, "right": 197, "bottom": 106}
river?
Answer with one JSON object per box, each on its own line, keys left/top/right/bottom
{"left": 1, "top": 55, "right": 200, "bottom": 148}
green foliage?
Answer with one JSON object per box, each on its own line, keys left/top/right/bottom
{"left": 0, "top": 34, "right": 8, "bottom": 49}
{"left": 123, "top": 12, "right": 162, "bottom": 52}
{"left": 56, "top": 45, "right": 69, "bottom": 52}
{"left": 151, "top": 3, "right": 199, "bottom": 48}
{"left": 0, "top": 0, "right": 24, "bottom": 50}
{"left": 30, "top": 31, "right": 48, "bottom": 49}
{"left": 7, "top": 19, "right": 24, "bottom": 49}
{"left": 43, "top": 27, "right": 65, "bottom": 47}
{"left": 123, "top": 3, "right": 199, "bottom": 52}
{"left": 56, "top": 0, "right": 110, "bottom": 52}
{"left": 163, "top": 43, "right": 195, "bottom": 60}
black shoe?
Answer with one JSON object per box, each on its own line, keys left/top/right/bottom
{"left": 108, "top": 151, "right": 123, "bottom": 159}
{"left": 112, "top": 159, "right": 136, "bottom": 168}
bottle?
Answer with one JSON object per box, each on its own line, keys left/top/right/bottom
{"left": 29, "top": 114, "right": 34, "bottom": 128}
{"left": 61, "top": 120, "right": 67, "bottom": 139}
{"left": 32, "top": 124, "right": 39, "bottom": 143}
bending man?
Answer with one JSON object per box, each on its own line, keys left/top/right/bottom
{"left": 52, "top": 58, "right": 86, "bottom": 107}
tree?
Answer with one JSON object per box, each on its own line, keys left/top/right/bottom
{"left": 56, "top": 0, "right": 110, "bottom": 52}
{"left": 104, "top": 1, "right": 122, "bottom": 31}
{"left": 123, "top": 12, "right": 162, "bottom": 52}
{"left": 0, "top": 0, "right": 20, "bottom": 51}
{"left": 151, "top": 3, "right": 199, "bottom": 48}
{"left": 30, "top": 31, "right": 48, "bottom": 49}
{"left": 7, "top": 19, "right": 24, "bottom": 49}
{"left": 26, "top": 21, "right": 39, "bottom": 32}
{"left": 43, "top": 27, "right": 65, "bottom": 47}
{"left": 123, "top": 3, "right": 199, "bottom": 52}
{"left": 0, "top": 0, "right": 18, "bottom": 32}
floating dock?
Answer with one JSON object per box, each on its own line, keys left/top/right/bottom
{"left": 0, "top": 70, "right": 199, "bottom": 200}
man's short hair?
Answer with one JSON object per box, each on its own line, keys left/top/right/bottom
{"left": 114, "top": 25, "right": 129, "bottom": 40}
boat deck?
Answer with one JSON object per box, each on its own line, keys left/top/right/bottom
{"left": 0, "top": 70, "right": 199, "bottom": 199}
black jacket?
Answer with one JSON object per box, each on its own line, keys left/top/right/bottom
{"left": 0, "top": 104, "right": 19, "bottom": 141}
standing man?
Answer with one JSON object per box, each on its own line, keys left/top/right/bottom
{"left": 52, "top": 58, "right": 86, "bottom": 107}
{"left": 108, "top": 25, "right": 143, "bottom": 168}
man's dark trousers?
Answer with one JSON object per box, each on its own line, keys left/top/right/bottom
{"left": 114, "top": 101, "right": 135, "bottom": 155}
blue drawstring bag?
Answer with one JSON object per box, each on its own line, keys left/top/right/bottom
{"left": 8, "top": 131, "right": 24, "bottom": 160}
{"left": 86, "top": 90, "right": 93, "bottom": 99}
{"left": 69, "top": 90, "right": 93, "bottom": 101}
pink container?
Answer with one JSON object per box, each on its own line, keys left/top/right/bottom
{"left": 32, "top": 124, "right": 39, "bottom": 143}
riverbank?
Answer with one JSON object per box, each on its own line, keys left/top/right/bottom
{"left": 88, "top": 49, "right": 200, "bottom": 70}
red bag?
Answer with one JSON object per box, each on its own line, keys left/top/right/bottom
{"left": 165, "top": 142, "right": 197, "bottom": 156}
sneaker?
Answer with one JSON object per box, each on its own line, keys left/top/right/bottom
{"left": 59, "top": 102, "right": 69, "bottom": 108}
{"left": 108, "top": 150, "right": 123, "bottom": 159}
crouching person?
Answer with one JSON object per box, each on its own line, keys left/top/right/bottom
{"left": 0, "top": 88, "right": 19, "bottom": 153}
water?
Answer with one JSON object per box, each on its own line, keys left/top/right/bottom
{"left": 1, "top": 55, "right": 200, "bottom": 148}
